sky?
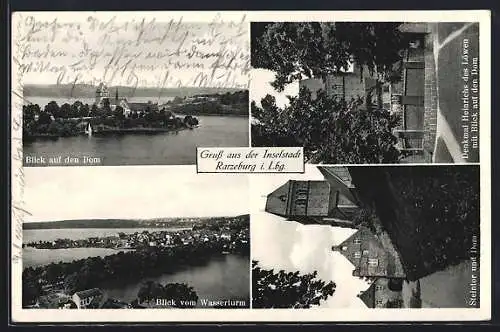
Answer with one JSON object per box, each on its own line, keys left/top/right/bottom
{"left": 23, "top": 165, "right": 249, "bottom": 222}
{"left": 250, "top": 69, "right": 299, "bottom": 108}
{"left": 250, "top": 165, "right": 371, "bottom": 309}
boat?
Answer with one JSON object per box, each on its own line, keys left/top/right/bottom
{"left": 84, "top": 123, "right": 93, "bottom": 137}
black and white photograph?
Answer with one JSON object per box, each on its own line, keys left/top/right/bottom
{"left": 252, "top": 165, "right": 479, "bottom": 308}
{"left": 250, "top": 22, "right": 480, "bottom": 164}
{"left": 20, "top": 166, "right": 250, "bottom": 309}
{"left": 11, "top": 10, "right": 490, "bottom": 324}
{"left": 17, "top": 12, "right": 250, "bottom": 166}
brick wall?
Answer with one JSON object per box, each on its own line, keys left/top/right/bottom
{"left": 299, "top": 78, "right": 325, "bottom": 99}
{"left": 423, "top": 23, "right": 438, "bottom": 162}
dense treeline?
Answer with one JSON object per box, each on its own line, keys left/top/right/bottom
{"left": 23, "top": 215, "right": 249, "bottom": 230}
{"left": 137, "top": 281, "right": 198, "bottom": 308}
{"left": 348, "top": 166, "right": 480, "bottom": 280}
{"left": 23, "top": 101, "right": 198, "bottom": 139}
{"left": 169, "top": 90, "right": 249, "bottom": 116}
{"left": 23, "top": 240, "right": 249, "bottom": 307}
{"left": 252, "top": 261, "right": 336, "bottom": 308}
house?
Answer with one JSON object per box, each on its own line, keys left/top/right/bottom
{"left": 221, "top": 233, "right": 232, "bottom": 241}
{"left": 299, "top": 61, "right": 376, "bottom": 104}
{"left": 299, "top": 23, "right": 437, "bottom": 163}
{"left": 332, "top": 226, "right": 405, "bottom": 278}
{"left": 265, "top": 167, "right": 360, "bottom": 225}
{"left": 357, "top": 278, "right": 404, "bottom": 308}
{"left": 72, "top": 288, "right": 107, "bottom": 309}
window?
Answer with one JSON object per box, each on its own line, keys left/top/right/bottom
{"left": 278, "top": 194, "right": 287, "bottom": 202}
{"left": 295, "top": 199, "right": 307, "bottom": 206}
{"left": 368, "top": 258, "right": 379, "bottom": 267}
{"left": 362, "top": 250, "right": 370, "bottom": 256}
{"left": 341, "top": 246, "right": 348, "bottom": 251}
{"left": 353, "top": 238, "right": 361, "bottom": 244}
{"left": 375, "top": 285, "right": 384, "bottom": 291}
{"left": 375, "top": 299, "right": 384, "bottom": 307}
{"left": 354, "top": 252, "right": 361, "bottom": 259}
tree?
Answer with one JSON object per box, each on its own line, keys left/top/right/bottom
{"left": 63, "top": 272, "right": 82, "bottom": 294}
{"left": 71, "top": 101, "right": 84, "bottom": 118}
{"left": 251, "top": 87, "right": 402, "bottom": 164}
{"left": 114, "top": 106, "right": 125, "bottom": 120}
{"left": 37, "top": 112, "right": 52, "bottom": 125}
{"left": 138, "top": 281, "right": 165, "bottom": 304}
{"left": 80, "top": 104, "right": 90, "bottom": 117}
{"left": 89, "top": 104, "right": 99, "bottom": 117}
{"left": 252, "top": 260, "right": 336, "bottom": 308}
{"left": 102, "top": 98, "right": 111, "bottom": 115}
{"left": 137, "top": 281, "right": 198, "bottom": 308}
{"left": 23, "top": 104, "right": 39, "bottom": 136}
{"left": 60, "top": 103, "right": 71, "bottom": 118}
{"left": 252, "top": 22, "right": 409, "bottom": 95}
{"left": 47, "top": 121, "right": 63, "bottom": 135}
{"left": 44, "top": 101, "right": 60, "bottom": 117}
{"left": 163, "top": 283, "right": 198, "bottom": 308}
{"left": 22, "top": 280, "right": 42, "bottom": 307}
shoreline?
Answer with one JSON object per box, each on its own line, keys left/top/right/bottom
{"left": 90, "top": 126, "right": 192, "bottom": 136}
{"left": 23, "top": 126, "right": 194, "bottom": 140}
{"left": 174, "top": 113, "right": 248, "bottom": 117}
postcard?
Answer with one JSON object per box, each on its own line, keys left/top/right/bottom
{"left": 10, "top": 10, "right": 491, "bottom": 323}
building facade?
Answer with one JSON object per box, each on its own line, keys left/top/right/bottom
{"left": 332, "top": 226, "right": 406, "bottom": 278}
{"left": 265, "top": 167, "right": 360, "bottom": 225}
{"left": 357, "top": 277, "right": 404, "bottom": 308}
{"left": 72, "top": 288, "right": 107, "bottom": 309}
{"left": 299, "top": 23, "right": 437, "bottom": 163}
{"left": 95, "top": 83, "right": 110, "bottom": 108}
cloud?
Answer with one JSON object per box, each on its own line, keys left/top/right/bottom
{"left": 24, "top": 166, "right": 249, "bottom": 222}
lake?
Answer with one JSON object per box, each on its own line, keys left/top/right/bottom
{"left": 24, "top": 115, "right": 248, "bottom": 165}
{"left": 23, "top": 97, "right": 249, "bottom": 165}
{"left": 23, "top": 247, "right": 135, "bottom": 268}
{"left": 104, "top": 254, "right": 250, "bottom": 307}
{"left": 22, "top": 228, "right": 250, "bottom": 306}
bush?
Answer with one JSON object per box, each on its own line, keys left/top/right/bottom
{"left": 252, "top": 88, "right": 402, "bottom": 164}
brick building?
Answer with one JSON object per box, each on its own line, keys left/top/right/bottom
{"left": 299, "top": 63, "right": 377, "bottom": 104}
{"left": 299, "top": 23, "right": 438, "bottom": 163}
{"left": 332, "top": 226, "right": 406, "bottom": 278}
{"left": 357, "top": 277, "right": 404, "bottom": 308}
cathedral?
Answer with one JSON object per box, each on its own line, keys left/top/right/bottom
{"left": 94, "top": 83, "right": 132, "bottom": 116}
{"left": 94, "top": 83, "right": 110, "bottom": 108}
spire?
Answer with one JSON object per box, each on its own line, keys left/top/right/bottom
{"left": 331, "top": 244, "right": 344, "bottom": 252}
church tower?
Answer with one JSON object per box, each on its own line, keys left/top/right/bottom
{"left": 95, "top": 83, "right": 110, "bottom": 107}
